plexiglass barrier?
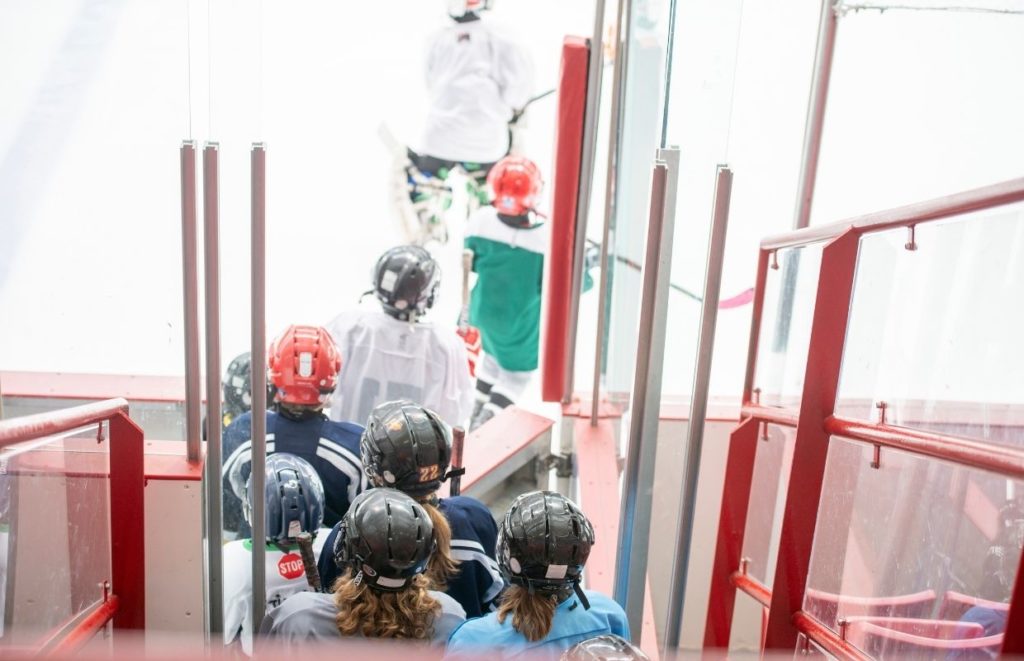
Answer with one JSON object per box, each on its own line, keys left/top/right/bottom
{"left": 740, "top": 423, "right": 796, "bottom": 586}
{"left": 837, "top": 206, "right": 1024, "bottom": 445}
{"left": 0, "top": 425, "right": 111, "bottom": 648}
{"left": 705, "top": 178, "right": 1024, "bottom": 656}
{"left": 752, "top": 243, "right": 824, "bottom": 409}
{"left": 805, "top": 437, "right": 1020, "bottom": 653}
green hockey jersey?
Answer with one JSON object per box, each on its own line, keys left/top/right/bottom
{"left": 464, "top": 206, "right": 548, "bottom": 372}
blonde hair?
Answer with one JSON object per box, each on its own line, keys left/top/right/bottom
{"left": 419, "top": 497, "right": 460, "bottom": 588}
{"left": 333, "top": 572, "right": 440, "bottom": 639}
{"left": 496, "top": 585, "right": 559, "bottom": 642}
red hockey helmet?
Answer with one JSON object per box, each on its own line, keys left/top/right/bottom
{"left": 267, "top": 325, "right": 342, "bottom": 406}
{"left": 487, "top": 156, "right": 543, "bottom": 216}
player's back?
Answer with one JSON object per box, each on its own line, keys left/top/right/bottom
{"left": 222, "top": 529, "right": 330, "bottom": 654}
{"left": 440, "top": 496, "right": 504, "bottom": 617}
{"left": 325, "top": 307, "right": 472, "bottom": 425}
{"left": 222, "top": 411, "right": 365, "bottom": 530}
{"left": 422, "top": 19, "right": 531, "bottom": 163}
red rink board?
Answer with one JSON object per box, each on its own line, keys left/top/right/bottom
{"left": 541, "top": 36, "right": 590, "bottom": 402}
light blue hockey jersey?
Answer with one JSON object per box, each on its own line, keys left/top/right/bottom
{"left": 444, "top": 590, "right": 630, "bottom": 660}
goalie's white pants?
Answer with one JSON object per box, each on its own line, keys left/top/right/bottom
{"left": 475, "top": 353, "right": 532, "bottom": 411}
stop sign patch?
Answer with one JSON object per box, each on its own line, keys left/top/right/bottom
{"left": 278, "top": 553, "right": 304, "bottom": 580}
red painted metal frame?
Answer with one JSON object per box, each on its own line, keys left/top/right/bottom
{"left": 704, "top": 417, "right": 760, "bottom": 647}
{"left": 740, "top": 403, "right": 800, "bottom": 429}
{"left": 705, "top": 179, "right": 1024, "bottom": 655}
{"left": 764, "top": 230, "right": 859, "bottom": 649}
{"left": 43, "top": 595, "right": 120, "bottom": 657}
{"left": 541, "top": 37, "right": 589, "bottom": 403}
{"left": 731, "top": 572, "right": 771, "bottom": 609}
{"left": 0, "top": 398, "right": 146, "bottom": 643}
{"left": 762, "top": 176, "right": 1024, "bottom": 251}
{"left": 826, "top": 415, "right": 1024, "bottom": 479}
{"left": 793, "top": 611, "right": 871, "bottom": 661}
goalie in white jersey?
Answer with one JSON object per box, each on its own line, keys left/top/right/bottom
{"left": 325, "top": 245, "right": 474, "bottom": 426}
{"left": 223, "top": 453, "right": 330, "bottom": 654}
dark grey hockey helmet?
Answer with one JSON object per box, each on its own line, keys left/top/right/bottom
{"left": 371, "top": 245, "right": 441, "bottom": 321}
{"left": 360, "top": 400, "right": 460, "bottom": 498}
{"left": 498, "top": 490, "right": 595, "bottom": 607}
{"left": 243, "top": 453, "right": 325, "bottom": 546}
{"left": 332, "top": 488, "right": 436, "bottom": 592}
{"left": 561, "top": 635, "right": 650, "bottom": 661}
{"left": 222, "top": 351, "right": 275, "bottom": 425}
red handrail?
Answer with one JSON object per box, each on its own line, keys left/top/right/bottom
{"left": 42, "top": 595, "right": 120, "bottom": 657}
{"left": 761, "top": 176, "right": 1024, "bottom": 250}
{"left": 740, "top": 403, "right": 800, "bottom": 428}
{"left": 0, "top": 398, "right": 128, "bottom": 447}
{"left": 731, "top": 572, "right": 771, "bottom": 608}
{"left": 825, "top": 414, "right": 1024, "bottom": 479}
{"left": 793, "top": 611, "right": 871, "bottom": 661}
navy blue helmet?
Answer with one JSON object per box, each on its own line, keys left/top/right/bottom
{"left": 244, "top": 453, "right": 325, "bottom": 545}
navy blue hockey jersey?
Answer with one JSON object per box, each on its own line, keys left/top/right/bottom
{"left": 317, "top": 495, "right": 504, "bottom": 617}
{"left": 221, "top": 411, "right": 367, "bottom": 533}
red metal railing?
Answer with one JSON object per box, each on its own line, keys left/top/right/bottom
{"left": 0, "top": 398, "right": 145, "bottom": 651}
{"left": 704, "top": 177, "right": 1024, "bottom": 657}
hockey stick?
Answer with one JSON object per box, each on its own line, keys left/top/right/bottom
{"left": 460, "top": 249, "right": 473, "bottom": 331}
{"left": 449, "top": 426, "right": 466, "bottom": 497}
{"left": 584, "top": 237, "right": 754, "bottom": 308}
{"left": 295, "top": 532, "right": 324, "bottom": 593}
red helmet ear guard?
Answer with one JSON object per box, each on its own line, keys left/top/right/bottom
{"left": 267, "top": 325, "right": 342, "bottom": 406}
{"left": 487, "top": 156, "right": 543, "bottom": 216}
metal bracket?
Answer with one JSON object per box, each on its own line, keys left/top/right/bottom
{"left": 770, "top": 250, "right": 780, "bottom": 270}
{"left": 96, "top": 421, "right": 105, "bottom": 444}
{"left": 905, "top": 224, "right": 918, "bottom": 251}
{"left": 543, "top": 453, "right": 574, "bottom": 478}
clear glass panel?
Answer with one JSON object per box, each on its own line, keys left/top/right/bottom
{"left": 599, "top": 0, "right": 674, "bottom": 406}
{"left": 0, "top": 425, "right": 112, "bottom": 646}
{"left": 752, "top": 243, "right": 824, "bottom": 408}
{"left": 837, "top": 207, "right": 1024, "bottom": 447}
{"left": 804, "top": 437, "right": 1021, "bottom": 656}
{"left": 662, "top": 0, "right": 821, "bottom": 401}
{"left": 812, "top": 7, "right": 1024, "bottom": 225}
{"left": 740, "top": 423, "right": 797, "bottom": 585}
{"left": 728, "top": 589, "right": 767, "bottom": 653}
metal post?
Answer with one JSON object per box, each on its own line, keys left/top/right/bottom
{"left": 664, "top": 166, "right": 734, "bottom": 650}
{"left": 562, "top": 0, "right": 607, "bottom": 401}
{"left": 591, "top": 0, "right": 631, "bottom": 425}
{"left": 250, "top": 143, "right": 268, "bottom": 633}
{"left": 180, "top": 141, "right": 202, "bottom": 463}
{"left": 793, "top": 0, "right": 839, "bottom": 230}
{"left": 202, "top": 142, "right": 223, "bottom": 635}
{"left": 613, "top": 148, "right": 680, "bottom": 636}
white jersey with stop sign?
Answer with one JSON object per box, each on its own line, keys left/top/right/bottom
{"left": 324, "top": 307, "right": 474, "bottom": 427}
{"left": 222, "top": 529, "right": 330, "bottom": 655}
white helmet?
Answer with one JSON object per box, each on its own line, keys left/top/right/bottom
{"left": 447, "top": 0, "right": 493, "bottom": 18}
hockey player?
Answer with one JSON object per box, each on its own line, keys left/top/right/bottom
{"left": 260, "top": 488, "right": 466, "bottom": 647}
{"left": 324, "top": 245, "right": 474, "bottom": 426}
{"left": 444, "top": 491, "right": 630, "bottom": 660}
{"left": 464, "top": 155, "right": 547, "bottom": 430}
{"left": 317, "top": 400, "right": 504, "bottom": 618}
{"left": 223, "top": 453, "right": 330, "bottom": 654}
{"left": 398, "top": 0, "right": 534, "bottom": 243}
{"left": 222, "top": 325, "right": 365, "bottom": 536}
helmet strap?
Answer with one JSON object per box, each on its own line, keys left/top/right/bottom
{"left": 572, "top": 582, "right": 591, "bottom": 610}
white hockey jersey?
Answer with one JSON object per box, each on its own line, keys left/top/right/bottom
{"left": 222, "top": 529, "right": 330, "bottom": 655}
{"left": 324, "top": 307, "right": 474, "bottom": 427}
{"left": 421, "top": 19, "right": 533, "bottom": 163}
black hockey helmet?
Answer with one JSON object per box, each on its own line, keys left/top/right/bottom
{"left": 371, "top": 245, "right": 441, "bottom": 321}
{"left": 498, "top": 490, "right": 595, "bottom": 607}
{"left": 561, "top": 635, "right": 650, "bottom": 661}
{"left": 222, "top": 351, "right": 275, "bottom": 424}
{"left": 360, "top": 400, "right": 460, "bottom": 499}
{"left": 332, "top": 488, "right": 436, "bottom": 592}
{"left": 243, "top": 453, "right": 325, "bottom": 546}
